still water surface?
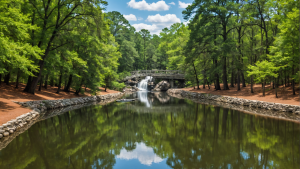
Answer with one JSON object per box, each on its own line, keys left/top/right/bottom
{"left": 0, "top": 92, "right": 299, "bottom": 168}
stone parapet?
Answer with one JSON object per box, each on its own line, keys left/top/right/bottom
{"left": 167, "top": 89, "right": 300, "bottom": 121}
{"left": 0, "top": 92, "right": 123, "bottom": 142}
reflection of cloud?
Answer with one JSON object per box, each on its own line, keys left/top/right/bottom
{"left": 117, "top": 142, "right": 164, "bottom": 166}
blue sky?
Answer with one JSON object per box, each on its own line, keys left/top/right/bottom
{"left": 105, "top": 0, "right": 194, "bottom": 34}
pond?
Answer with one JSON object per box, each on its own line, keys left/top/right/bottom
{"left": 0, "top": 91, "right": 299, "bottom": 168}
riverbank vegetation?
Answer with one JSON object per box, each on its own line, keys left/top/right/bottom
{"left": 0, "top": 0, "right": 123, "bottom": 94}
{"left": 0, "top": 0, "right": 299, "bottom": 97}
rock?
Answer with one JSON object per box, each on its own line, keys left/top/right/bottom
{"left": 124, "top": 86, "right": 139, "bottom": 92}
{"left": 153, "top": 81, "right": 171, "bottom": 91}
{"left": 127, "top": 80, "right": 139, "bottom": 86}
{"left": 3, "top": 132, "right": 9, "bottom": 137}
{"left": 0, "top": 130, "right": 4, "bottom": 134}
{"left": 0, "top": 134, "right": 3, "bottom": 139}
{"left": 9, "top": 130, "right": 14, "bottom": 134}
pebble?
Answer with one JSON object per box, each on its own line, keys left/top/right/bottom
{"left": 3, "top": 132, "right": 9, "bottom": 137}
{"left": 9, "top": 130, "right": 14, "bottom": 134}
{"left": 0, "top": 134, "right": 3, "bottom": 139}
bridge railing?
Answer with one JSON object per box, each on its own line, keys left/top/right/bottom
{"left": 123, "top": 70, "right": 184, "bottom": 81}
{"left": 130, "top": 70, "right": 183, "bottom": 75}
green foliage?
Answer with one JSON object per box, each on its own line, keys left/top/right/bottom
{"left": 247, "top": 60, "right": 279, "bottom": 82}
{"left": 0, "top": 0, "right": 42, "bottom": 75}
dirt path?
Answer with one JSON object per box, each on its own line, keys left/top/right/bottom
{"left": 183, "top": 84, "right": 299, "bottom": 106}
{"left": 0, "top": 83, "right": 119, "bottom": 125}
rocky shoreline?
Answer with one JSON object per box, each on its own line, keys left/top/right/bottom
{"left": 167, "top": 89, "right": 300, "bottom": 122}
{"left": 0, "top": 92, "right": 123, "bottom": 142}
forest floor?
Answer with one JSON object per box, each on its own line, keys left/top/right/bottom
{"left": 183, "top": 84, "right": 300, "bottom": 106}
{"left": 0, "top": 83, "right": 119, "bottom": 125}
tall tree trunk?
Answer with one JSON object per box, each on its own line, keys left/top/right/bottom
{"left": 292, "top": 65, "right": 295, "bottom": 95}
{"left": 214, "top": 59, "right": 221, "bottom": 90}
{"left": 250, "top": 28, "right": 254, "bottom": 93}
{"left": 25, "top": 21, "right": 59, "bottom": 94}
{"left": 275, "top": 77, "right": 278, "bottom": 98}
{"left": 144, "top": 37, "right": 146, "bottom": 69}
{"left": 4, "top": 72, "right": 10, "bottom": 85}
{"left": 207, "top": 78, "right": 210, "bottom": 89}
{"left": 38, "top": 76, "right": 43, "bottom": 91}
{"left": 251, "top": 75, "right": 254, "bottom": 93}
{"left": 222, "top": 26, "right": 229, "bottom": 90}
{"left": 263, "top": 80, "right": 265, "bottom": 96}
{"left": 237, "top": 70, "right": 241, "bottom": 91}
{"left": 241, "top": 72, "right": 246, "bottom": 87}
{"left": 24, "top": 76, "right": 32, "bottom": 92}
{"left": 64, "top": 74, "right": 73, "bottom": 92}
{"left": 15, "top": 70, "right": 20, "bottom": 88}
{"left": 230, "top": 59, "right": 234, "bottom": 87}
{"left": 192, "top": 61, "right": 200, "bottom": 89}
{"left": 56, "top": 72, "right": 62, "bottom": 94}
{"left": 44, "top": 74, "right": 48, "bottom": 89}
{"left": 222, "top": 56, "right": 229, "bottom": 90}
{"left": 203, "top": 70, "right": 206, "bottom": 89}
{"left": 284, "top": 70, "right": 287, "bottom": 87}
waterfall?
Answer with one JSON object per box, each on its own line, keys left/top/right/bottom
{"left": 138, "top": 76, "right": 152, "bottom": 91}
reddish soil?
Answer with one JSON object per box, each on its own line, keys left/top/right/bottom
{"left": 0, "top": 83, "right": 119, "bottom": 125}
{"left": 183, "top": 84, "right": 300, "bottom": 106}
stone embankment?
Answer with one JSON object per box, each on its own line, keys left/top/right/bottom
{"left": 0, "top": 92, "right": 123, "bottom": 141}
{"left": 167, "top": 89, "right": 300, "bottom": 121}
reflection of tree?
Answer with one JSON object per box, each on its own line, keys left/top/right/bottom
{"left": 0, "top": 101, "right": 299, "bottom": 169}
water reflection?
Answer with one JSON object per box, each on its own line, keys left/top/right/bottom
{"left": 117, "top": 142, "right": 164, "bottom": 165}
{"left": 137, "top": 91, "right": 151, "bottom": 107}
{"left": 0, "top": 93, "right": 299, "bottom": 169}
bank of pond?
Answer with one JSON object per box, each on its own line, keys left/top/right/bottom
{"left": 0, "top": 92, "right": 299, "bottom": 168}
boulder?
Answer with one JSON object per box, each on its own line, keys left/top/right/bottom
{"left": 124, "top": 86, "right": 139, "bottom": 92}
{"left": 127, "top": 80, "right": 139, "bottom": 86}
{"left": 153, "top": 81, "right": 171, "bottom": 91}
{"left": 3, "top": 132, "right": 9, "bottom": 137}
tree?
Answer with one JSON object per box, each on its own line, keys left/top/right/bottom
{"left": 23, "top": 0, "right": 108, "bottom": 94}
{"left": 247, "top": 60, "right": 278, "bottom": 96}
{"left": 139, "top": 29, "right": 151, "bottom": 70}
{"left": 0, "top": 0, "right": 41, "bottom": 80}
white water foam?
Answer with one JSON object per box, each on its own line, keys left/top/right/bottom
{"left": 138, "top": 76, "right": 152, "bottom": 91}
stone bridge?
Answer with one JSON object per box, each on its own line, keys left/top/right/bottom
{"left": 123, "top": 70, "right": 185, "bottom": 88}
{"left": 123, "top": 70, "right": 185, "bottom": 81}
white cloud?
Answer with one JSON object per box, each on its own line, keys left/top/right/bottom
{"left": 138, "top": 17, "right": 143, "bottom": 21}
{"left": 169, "top": 2, "right": 175, "bottom": 5}
{"left": 133, "top": 14, "right": 182, "bottom": 35}
{"left": 178, "top": 1, "right": 191, "bottom": 8}
{"left": 123, "top": 14, "right": 137, "bottom": 21}
{"left": 127, "top": 0, "right": 170, "bottom": 11}
{"left": 117, "top": 143, "right": 164, "bottom": 166}
{"left": 132, "top": 23, "right": 159, "bottom": 33}
{"left": 146, "top": 14, "right": 181, "bottom": 23}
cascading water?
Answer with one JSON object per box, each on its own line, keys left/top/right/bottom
{"left": 137, "top": 76, "right": 153, "bottom": 107}
{"left": 138, "top": 76, "right": 152, "bottom": 91}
